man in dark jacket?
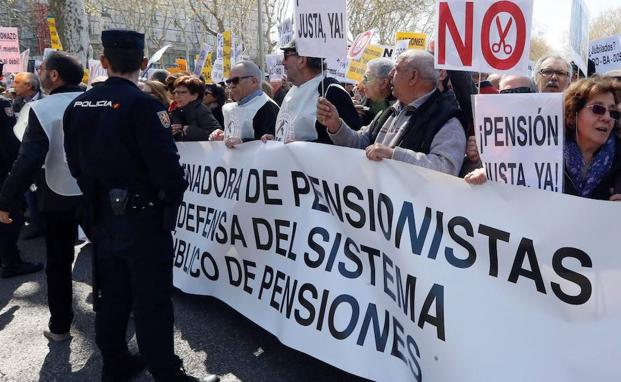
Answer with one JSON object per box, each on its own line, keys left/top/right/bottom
{"left": 0, "top": 52, "right": 83, "bottom": 339}
{"left": 0, "top": 95, "right": 43, "bottom": 278}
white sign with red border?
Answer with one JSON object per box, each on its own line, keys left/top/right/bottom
{"left": 434, "top": 0, "right": 533, "bottom": 75}
{"left": 348, "top": 30, "right": 375, "bottom": 60}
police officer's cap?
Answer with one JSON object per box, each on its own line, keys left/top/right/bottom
{"left": 102, "top": 30, "right": 145, "bottom": 50}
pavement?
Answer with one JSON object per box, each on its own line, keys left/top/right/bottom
{"left": 0, "top": 236, "right": 371, "bottom": 382}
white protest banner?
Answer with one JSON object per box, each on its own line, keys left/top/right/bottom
{"left": 88, "top": 59, "right": 108, "bottom": 86}
{"left": 474, "top": 93, "right": 564, "bottom": 191}
{"left": 20, "top": 48, "right": 29, "bottom": 71}
{"left": 147, "top": 44, "right": 171, "bottom": 66}
{"left": 173, "top": 141, "right": 621, "bottom": 382}
{"left": 194, "top": 43, "right": 211, "bottom": 76}
{"left": 0, "top": 28, "right": 21, "bottom": 73}
{"left": 266, "top": 54, "right": 284, "bottom": 82}
{"left": 435, "top": 0, "right": 533, "bottom": 75}
{"left": 570, "top": 0, "right": 589, "bottom": 76}
{"left": 326, "top": 57, "right": 349, "bottom": 82}
{"left": 211, "top": 57, "right": 224, "bottom": 84}
{"left": 348, "top": 30, "right": 375, "bottom": 60}
{"left": 294, "top": 0, "right": 347, "bottom": 60}
{"left": 278, "top": 17, "right": 294, "bottom": 47}
{"left": 589, "top": 35, "right": 621, "bottom": 74}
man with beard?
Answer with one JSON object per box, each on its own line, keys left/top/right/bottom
{"left": 532, "top": 55, "right": 572, "bottom": 93}
{"left": 0, "top": 52, "right": 83, "bottom": 337}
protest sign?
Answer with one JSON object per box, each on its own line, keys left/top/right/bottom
{"left": 194, "top": 43, "right": 211, "bottom": 76}
{"left": 223, "top": 31, "right": 232, "bottom": 79}
{"left": 173, "top": 141, "right": 621, "bottom": 382}
{"left": 346, "top": 44, "right": 382, "bottom": 82}
{"left": 349, "top": 30, "right": 375, "bottom": 60}
{"left": 266, "top": 54, "right": 285, "bottom": 82}
{"left": 474, "top": 93, "right": 564, "bottom": 191}
{"left": 176, "top": 58, "right": 188, "bottom": 72}
{"left": 88, "top": 59, "right": 108, "bottom": 86}
{"left": 0, "top": 27, "right": 21, "bottom": 74}
{"left": 435, "top": 0, "right": 533, "bottom": 75}
{"left": 395, "top": 31, "right": 427, "bottom": 50}
{"left": 147, "top": 44, "right": 171, "bottom": 66}
{"left": 20, "top": 48, "right": 29, "bottom": 71}
{"left": 203, "top": 52, "right": 213, "bottom": 83}
{"left": 570, "top": 0, "right": 589, "bottom": 77}
{"left": 393, "top": 39, "right": 410, "bottom": 58}
{"left": 379, "top": 44, "right": 394, "bottom": 58}
{"left": 211, "top": 57, "right": 224, "bottom": 83}
{"left": 294, "top": 0, "right": 348, "bottom": 60}
{"left": 47, "top": 18, "right": 63, "bottom": 50}
{"left": 325, "top": 57, "right": 349, "bottom": 82}
{"left": 278, "top": 17, "right": 294, "bottom": 47}
{"left": 589, "top": 34, "right": 621, "bottom": 74}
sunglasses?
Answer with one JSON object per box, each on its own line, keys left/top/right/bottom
{"left": 585, "top": 104, "right": 621, "bottom": 121}
{"left": 499, "top": 86, "right": 532, "bottom": 94}
{"left": 225, "top": 75, "right": 253, "bottom": 85}
{"left": 283, "top": 51, "right": 298, "bottom": 59}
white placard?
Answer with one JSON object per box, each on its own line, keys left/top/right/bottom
{"left": 474, "top": 93, "right": 564, "bottom": 191}
{"left": 20, "top": 48, "right": 29, "bottom": 72}
{"left": 266, "top": 54, "right": 284, "bottom": 82}
{"left": 194, "top": 43, "right": 211, "bottom": 76}
{"left": 589, "top": 34, "right": 621, "bottom": 74}
{"left": 348, "top": 30, "right": 375, "bottom": 60}
{"left": 173, "top": 141, "right": 621, "bottom": 382}
{"left": 294, "top": 0, "right": 348, "bottom": 60}
{"left": 147, "top": 44, "right": 171, "bottom": 66}
{"left": 211, "top": 57, "right": 224, "bottom": 84}
{"left": 88, "top": 59, "right": 108, "bottom": 86}
{"left": 434, "top": 0, "right": 533, "bottom": 75}
{"left": 0, "top": 27, "right": 20, "bottom": 74}
{"left": 570, "top": 0, "right": 589, "bottom": 76}
{"left": 278, "top": 17, "right": 294, "bottom": 47}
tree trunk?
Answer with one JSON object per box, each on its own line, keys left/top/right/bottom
{"left": 49, "top": 0, "right": 90, "bottom": 67}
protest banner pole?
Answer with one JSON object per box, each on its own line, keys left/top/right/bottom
{"left": 478, "top": 72, "right": 482, "bottom": 94}
{"left": 257, "top": 0, "right": 265, "bottom": 76}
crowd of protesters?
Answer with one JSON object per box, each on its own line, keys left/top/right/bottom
{"left": 0, "top": 28, "right": 620, "bottom": 381}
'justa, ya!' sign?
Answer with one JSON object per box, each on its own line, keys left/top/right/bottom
{"left": 294, "top": 0, "right": 348, "bottom": 60}
{"left": 434, "top": 0, "right": 533, "bottom": 75}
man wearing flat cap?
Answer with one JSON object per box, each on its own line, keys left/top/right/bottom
{"left": 63, "top": 30, "right": 219, "bottom": 382}
{"left": 263, "top": 39, "right": 361, "bottom": 143}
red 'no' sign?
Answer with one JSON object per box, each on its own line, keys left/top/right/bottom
{"left": 349, "top": 31, "right": 373, "bottom": 59}
{"left": 438, "top": 0, "right": 526, "bottom": 70}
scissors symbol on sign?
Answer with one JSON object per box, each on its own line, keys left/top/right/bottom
{"left": 492, "top": 16, "right": 513, "bottom": 55}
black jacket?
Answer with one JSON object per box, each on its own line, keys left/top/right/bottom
{"left": 169, "top": 99, "right": 221, "bottom": 141}
{"left": 0, "top": 96, "right": 18, "bottom": 187}
{"left": 316, "top": 77, "right": 362, "bottom": 144}
{"left": 0, "top": 86, "right": 83, "bottom": 213}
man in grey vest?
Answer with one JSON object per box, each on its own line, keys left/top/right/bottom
{"left": 317, "top": 50, "right": 466, "bottom": 176}
{"left": 0, "top": 52, "right": 84, "bottom": 342}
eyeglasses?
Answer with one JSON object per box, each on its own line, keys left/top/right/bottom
{"left": 585, "top": 104, "right": 621, "bottom": 121}
{"left": 499, "top": 86, "right": 532, "bottom": 94}
{"left": 539, "top": 69, "right": 569, "bottom": 78}
{"left": 283, "top": 51, "right": 298, "bottom": 59}
{"left": 172, "top": 89, "right": 189, "bottom": 95}
{"left": 225, "top": 75, "right": 253, "bottom": 85}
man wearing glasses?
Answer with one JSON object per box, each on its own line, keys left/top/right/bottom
{"left": 532, "top": 55, "right": 572, "bottom": 93}
{"left": 209, "top": 60, "right": 279, "bottom": 147}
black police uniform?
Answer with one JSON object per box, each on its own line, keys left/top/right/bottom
{"left": 62, "top": 31, "right": 191, "bottom": 381}
{"left": 0, "top": 86, "right": 82, "bottom": 327}
{"left": 0, "top": 96, "right": 25, "bottom": 269}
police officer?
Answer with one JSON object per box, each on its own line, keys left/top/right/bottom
{"left": 0, "top": 93, "right": 43, "bottom": 278}
{"left": 63, "top": 30, "right": 219, "bottom": 382}
{"left": 0, "top": 53, "right": 83, "bottom": 337}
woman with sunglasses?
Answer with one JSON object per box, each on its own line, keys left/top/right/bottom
{"left": 466, "top": 76, "right": 621, "bottom": 200}
{"left": 169, "top": 75, "right": 221, "bottom": 141}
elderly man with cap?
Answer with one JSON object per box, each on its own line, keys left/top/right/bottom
{"left": 263, "top": 39, "right": 361, "bottom": 143}
{"left": 0, "top": 52, "right": 83, "bottom": 331}
{"left": 63, "top": 30, "right": 219, "bottom": 382}
{"left": 532, "top": 55, "right": 572, "bottom": 93}
{"left": 209, "top": 60, "right": 279, "bottom": 148}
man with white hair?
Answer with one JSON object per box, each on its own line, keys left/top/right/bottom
{"left": 532, "top": 55, "right": 572, "bottom": 93}
{"left": 210, "top": 60, "right": 279, "bottom": 147}
{"left": 317, "top": 50, "right": 466, "bottom": 176}
{"left": 12, "top": 72, "right": 43, "bottom": 115}
{"left": 498, "top": 75, "right": 533, "bottom": 94}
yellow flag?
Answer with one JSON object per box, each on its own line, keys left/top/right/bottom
{"left": 203, "top": 52, "right": 213, "bottom": 83}
{"left": 48, "top": 18, "right": 63, "bottom": 50}
{"left": 222, "top": 31, "right": 232, "bottom": 78}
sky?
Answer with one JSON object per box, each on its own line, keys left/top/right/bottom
{"left": 533, "top": 0, "right": 619, "bottom": 48}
